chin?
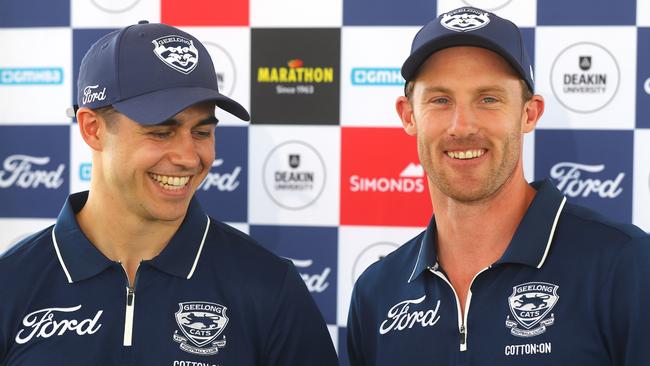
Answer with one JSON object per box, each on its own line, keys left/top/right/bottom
{"left": 146, "top": 202, "right": 192, "bottom": 222}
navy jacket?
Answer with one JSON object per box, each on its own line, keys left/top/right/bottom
{"left": 348, "top": 180, "right": 650, "bottom": 365}
{"left": 0, "top": 192, "right": 338, "bottom": 365}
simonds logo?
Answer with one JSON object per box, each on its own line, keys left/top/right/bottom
{"left": 0, "top": 155, "right": 65, "bottom": 189}
{"left": 350, "top": 163, "right": 424, "bottom": 193}
{"left": 0, "top": 68, "right": 63, "bottom": 85}
{"left": 550, "top": 162, "right": 624, "bottom": 198}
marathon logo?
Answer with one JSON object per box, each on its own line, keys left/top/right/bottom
{"left": 0, "top": 67, "right": 63, "bottom": 85}
{"left": 257, "top": 59, "right": 334, "bottom": 84}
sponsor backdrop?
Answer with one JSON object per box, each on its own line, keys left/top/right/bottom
{"left": 1, "top": 0, "right": 648, "bottom": 362}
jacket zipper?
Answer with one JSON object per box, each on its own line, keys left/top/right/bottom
{"left": 120, "top": 263, "right": 140, "bottom": 347}
{"left": 429, "top": 264, "right": 489, "bottom": 352}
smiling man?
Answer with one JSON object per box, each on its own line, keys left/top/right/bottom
{"left": 0, "top": 22, "right": 337, "bottom": 365}
{"left": 347, "top": 7, "right": 650, "bottom": 366}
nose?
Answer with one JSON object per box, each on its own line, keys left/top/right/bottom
{"left": 169, "top": 131, "right": 201, "bottom": 169}
{"left": 447, "top": 103, "right": 478, "bottom": 138}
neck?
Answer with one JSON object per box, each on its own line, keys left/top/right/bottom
{"left": 431, "top": 171, "right": 536, "bottom": 273}
{"left": 76, "top": 188, "right": 184, "bottom": 285}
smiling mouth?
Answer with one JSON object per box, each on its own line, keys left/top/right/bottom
{"left": 445, "top": 149, "right": 486, "bottom": 160}
{"left": 148, "top": 173, "right": 191, "bottom": 191}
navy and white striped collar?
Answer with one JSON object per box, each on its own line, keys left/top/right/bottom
{"left": 52, "top": 191, "right": 210, "bottom": 283}
{"left": 408, "top": 180, "right": 567, "bottom": 283}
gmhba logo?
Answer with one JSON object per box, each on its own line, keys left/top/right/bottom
{"left": 0, "top": 68, "right": 63, "bottom": 85}
{"left": 351, "top": 68, "right": 403, "bottom": 86}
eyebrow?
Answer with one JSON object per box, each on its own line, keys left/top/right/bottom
{"left": 421, "top": 86, "right": 452, "bottom": 95}
{"left": 154, "top": 116, "right": 219, "bottom": 127}
{"left": 476, "top": 85, "right": 508, "bottom": 94}
{"left": 420, "top": 85, "right": 509, "bottom": 96}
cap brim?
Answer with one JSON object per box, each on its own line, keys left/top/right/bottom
{"left": 113, "top": 86, "right": 250, "bottom": 124}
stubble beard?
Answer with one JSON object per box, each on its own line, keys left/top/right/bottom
{"left": 419, "top": 131, "right": 522, "bottom": 204}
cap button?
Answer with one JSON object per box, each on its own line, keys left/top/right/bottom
{"left": 138, "top": 20, "right": 149, "bottom": 24}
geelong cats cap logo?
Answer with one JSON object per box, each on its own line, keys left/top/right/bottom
{"left": 152, "top": 35, "right": 199, "bottom": 74}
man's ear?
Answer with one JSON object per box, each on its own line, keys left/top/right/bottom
{"left": 76, "top": 108, "right": 103, "bottom": 151}
{"left": 522, "top": 94, "right": 544, "bottom": 134}
{"left": 396, "top": 96, "right": 417, "bottom": 136}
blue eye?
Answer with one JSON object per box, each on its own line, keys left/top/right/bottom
{"left": 432, "top": 97, "right": 450, "bottom": 104}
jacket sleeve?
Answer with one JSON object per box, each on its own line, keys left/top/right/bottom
{"left": 347, "top": 283, "right": 368, "bottom": 366}
{"left": 600, "top": 236, "right": 650, "bottom": 366}
{"left": 261, "top": 263, "right": 339, "bottom": 366}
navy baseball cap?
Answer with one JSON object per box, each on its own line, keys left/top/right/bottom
{"left": 69, "top": 20, "right": 250, "bottom": 123}
{"left": 401, "top": 7, "right": 534, "bottom": 92}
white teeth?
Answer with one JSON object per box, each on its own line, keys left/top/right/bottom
{"left": 149, "top": 174, "right": 190, "bottom": 190}
{"left": 446, "top": 149, "right": 485, "bottom": 160}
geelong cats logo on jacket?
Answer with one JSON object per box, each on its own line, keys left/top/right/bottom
{"left": 506, "top": 282, "right": 559, "bottom": 337}
{"left": 173, "top": 302, "right": 228, "bottom": 356}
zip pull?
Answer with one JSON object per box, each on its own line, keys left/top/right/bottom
{"left": 460, "top": 324, "right": 467, "bottom": 351}
{"left": 123, "top": 286, "right": 136, "bottom": 346}
{"left": 127, "top": 287, "right": 134, "bottom": 306}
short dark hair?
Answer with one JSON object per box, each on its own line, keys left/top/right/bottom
{"left": 93, "top": 106, "right": 120, "bottom": 132}
{"left": 404, "top": 79, "right": 533, "bottom": 103}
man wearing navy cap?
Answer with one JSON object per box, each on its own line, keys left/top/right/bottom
{"left": 347, "top": 7, "right": 650, "bottom": 365}
{"left": 0, "top": 22, "right": 338, "bottom": 365}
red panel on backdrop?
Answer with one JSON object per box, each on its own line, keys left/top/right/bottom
{"left": 161, "top": 0, "right": 248, "bottom": 26}
{"left": 340, "top": 127, "right": 432, "bottom": 227}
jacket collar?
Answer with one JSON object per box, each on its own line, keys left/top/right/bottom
{"left": 53, "top": 191, "right": 210, "bottom": 283}
{"left": 408, "top": 180, "right": 566, "bottom": 283}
